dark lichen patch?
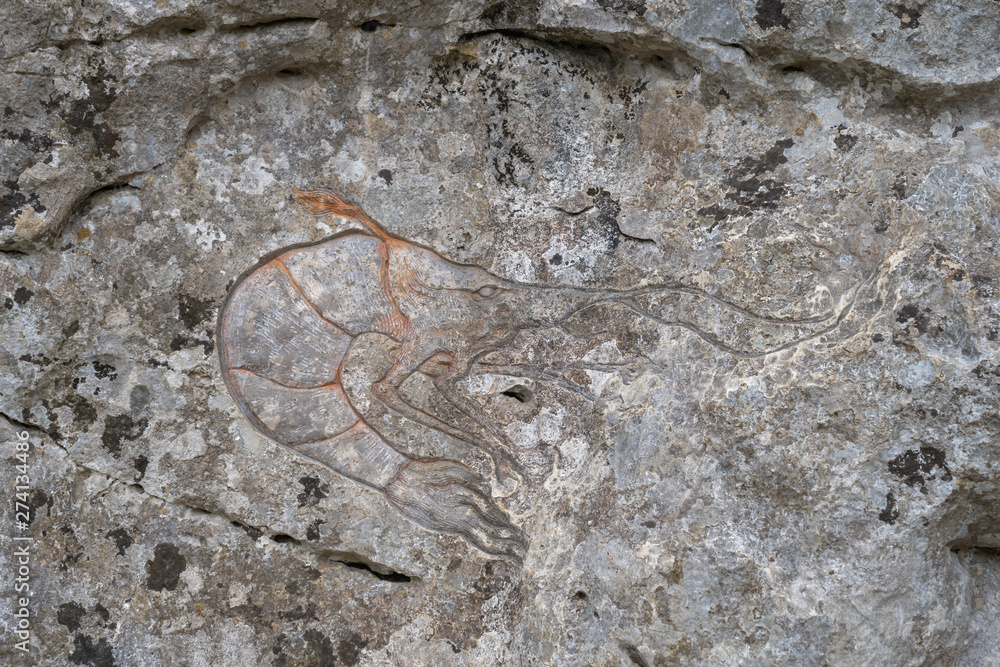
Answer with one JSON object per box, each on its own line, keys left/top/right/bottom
{"left": 24, "top": 488, "right": 52, "bottom": 525}
{"left": 377, "top": 168, "right": 393, "bottom": 185}
{"left": 973, "top": 361, "right": 1000, "bottom": 380}
{"left": 890, "top": 4, "right": 920, "bottom": 29}
{"left": 722, "top": 138, "right": 794, "bottom": 212}
{"left": 278, "top": 603, "right": 318, "bottom": 622}
{"left": 1, "top": 178, "right": 46, "bottom": 229}
{"left": 590, "top": 187, "right": 652, "bottom": 253}
{"left": 92, "top": 360, "right": 117, "bottom": 380}
{"left": 60, "top": 525, "right": 86, "bottom": 566}
{"left": 57, "top": 601, "right": 87, "bottom": 632}
{"left": 101, "top": 414, "right": 148, "bottom": 458}
{"left": 491, "top": 135, "right": 535, "bottom": 186}
{"left": 133, "top": 455, "right": 148, "bottom": 482}
{"left": 834, "top": 132, "right": 858, "bottom": 152}
{"left": 68, "top": 634, "right": 116, "bottom": 667}
{"left": 596, "top": 0, "right": 647, "bottom": 14}
{"left": 696, "top": 204, "right": 742, "bottom": 227}
{"left": 145, "top": 543, "right": 187, "bottom": 592}
{"left": 616, "top": 78, "right": 650, "bottom": 120}
{"left": 178, "top": 293, "right": 216, "bottom": 330}
{"left": 56, "top": 60, "right": 121, "bottom": 160}
{"left": 106, "top": 527, "right": 133, "bottom": 556}
{"left": 18, "top": 352, "right": 54, "bottom": 367}
{"left": 333, "top": 631, "right": 367, "bottom": 665}
{"left": 13, "top": 286, "right": 33, "bottom": 305}
{"left": 305, "top": 518, "right": 327, "bottom": 541}
{"left": 297, "top": 476, "right": 330, "bottom": 508}
{"left": 888, "top": 446, "right": 952, "bottom": 491}
{"left": 879, "top": 491, "right": 900, "bottom": 524}
{"left": 755, "top": 0, "right": 790, "bottom": 29}
{"left": 168, "top": 332, "right": 215, "bottom": 356}
{"left": 0, "top": 127, "right": 53, "bottom": 155}
{"left": 302, "top": 629, "right": 338, "bottom": 664}
{"left": 895, "top": 304, "right": 930, "bottom": 337}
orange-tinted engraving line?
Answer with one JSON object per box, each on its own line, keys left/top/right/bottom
{"left": 357, "top": 212, "right": 392, "bottom": 243}
{"left": 292, "top": 188, "right": 392, "bottom": 242}
{"left": 272, "top": 259, "right": 350, "bottom": 336}
{"left": 334, "top": 343, "right": 348, "bottom": 387}
{"left": 377, "top": 240, "right": 412, "bottom": 339}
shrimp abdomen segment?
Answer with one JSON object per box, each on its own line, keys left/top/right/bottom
{"left": 227, "top": 370, "right": 359, "bottom": 445}
{"left": 294, "top": 423, "right": 408, "bottom": 490}
{"left": 280, "top": 234, "right": 397, "bottom": 336}
{"left": 220, "top": 259, "right": 351, "bottom": 387}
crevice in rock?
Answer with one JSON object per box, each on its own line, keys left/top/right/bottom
{"left": 951, "top": 546, "right": 1000, "bottom": 558}
{"left": 224, "top": 17, "right": 320, "bottom": 34}
{"left": 619, "top": 641, "right": 651, "bottom": 667}
{"left": 317, "top": 549, "right": 417, "bottom": 583}
{"left": 501, "top": 385, "right": 535, "bottom": 404}
{"left": 552, "top": 203, "right": 595, "bottom": 216}
{"left": 128, "top": 16, "right": 210, "bottom": 40}
{"left": 175, "top": 499, "right": 420, "bottom": 582}
{"left": 341, "top": 560, "right": 412, "bottom": 582}
{"left": 45, "top": 170, "right": 152, "bottom": 251}
{"left": 0, "top": 411, "right": 46, "bottom": 435}
{"left": 720, "top": 41, "right": 754, "bottom": 60}
{"left": 458, "top": 27, "right": 664, "bottom": 62}
{"left": 615, "top": 221, "right": 657, "bottom": 246}
{"left": 182, "top": 114, "right": 215, "bottom": 149}
{"left": 457, "top": 26, "right": 1000, "bottom": 111}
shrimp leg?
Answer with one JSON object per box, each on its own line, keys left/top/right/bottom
{"left": 429, "top": 354, "right": 525, "bottom": 484}
{"left": 372, "top": 340, "right": 522, "bottom": 484}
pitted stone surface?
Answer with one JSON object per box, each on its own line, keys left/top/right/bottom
{"left": 2, "top": 1, "right": 1000, "bottom": 665}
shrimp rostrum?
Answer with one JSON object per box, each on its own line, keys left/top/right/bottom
{"left": 217, "top": 188, "right": 859, "bottom": 561}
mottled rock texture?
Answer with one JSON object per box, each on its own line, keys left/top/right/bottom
{"left": 2, "top": 0, "right": 1000, "bottom": 665}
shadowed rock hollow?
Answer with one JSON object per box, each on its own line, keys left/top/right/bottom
{"left": 2, "top": 1, "right": 1000, "bottom": 665}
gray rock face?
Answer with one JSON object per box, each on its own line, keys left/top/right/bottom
{"left": 2, "top": 1, "right": 1000, "bottom": 665}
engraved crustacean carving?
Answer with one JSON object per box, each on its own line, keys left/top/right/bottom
{"left": 217, "top": 188, "right": 862, "bottom": 561}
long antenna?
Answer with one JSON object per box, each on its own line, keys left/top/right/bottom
{"left": 291, "top": 187, "right": 391, "bottom": 242}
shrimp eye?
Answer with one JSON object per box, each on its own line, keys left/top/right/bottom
{"left": 477, "top": 285, "right": 501, "bottom": 298}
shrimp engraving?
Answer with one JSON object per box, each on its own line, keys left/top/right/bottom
{"left": 217, "top": 187, "right": 862, "bottom": 561}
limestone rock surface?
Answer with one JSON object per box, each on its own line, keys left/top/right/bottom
{"left": 2, "top": 0, "right": 1000, "bottom": 665}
